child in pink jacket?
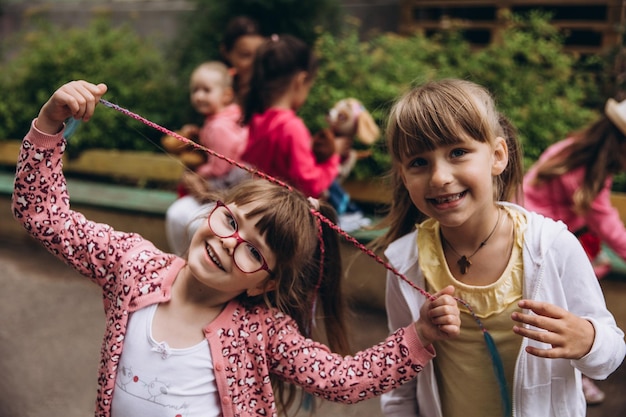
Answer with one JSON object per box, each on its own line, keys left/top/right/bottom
{"left": 241, "top": 34, "right": 340, "bottom": 200}
{"left": 13, "top": 80, "right": 461, "bottom": 417}
{"left": 165, "top": 61, "right": 249, "bottom": 255}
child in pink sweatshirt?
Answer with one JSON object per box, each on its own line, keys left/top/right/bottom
{"left": 13, "top": 80, "right": 461, "bottom": 417}
{"left": 166, "top": 61, "right": 249, "bottom": 255}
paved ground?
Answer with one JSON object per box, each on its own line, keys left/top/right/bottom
{"left": 0, "top": 234, "right": 625, "bottom": 416}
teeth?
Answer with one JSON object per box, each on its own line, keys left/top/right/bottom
{"left": 435, "top": 193, "right": 462, "bottom": 204}
{"left": 206, "top": 244, "right": 224, "bottom": 270}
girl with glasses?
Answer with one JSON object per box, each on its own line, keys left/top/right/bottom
{"left": 12, "top": 80, "right": 461, "bottom": 417}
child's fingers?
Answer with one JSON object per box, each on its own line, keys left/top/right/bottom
{"left": 511, "top": 299, "right": 595, "bottom": 359}
{"left": 37, "top": 81, "right": 107, "bottom": 135}
{"left": 511, "top": 310, "right": 555, "bottom": 333}
{"left": 432, "top": 285, "right": 455, "bottom": 299}
{"left": 428, "top": 285, "right": 456, "bottom": 307}
{"left": 511, "top": 324, "right": 567, "bottom": 358}
{"left": 511, "top": 323, "right": 554, "bottom": 345}
{"left": 427, "top": 286, "right": 461, "bottom": 338}
{"left": 60, "top": 81, "right": 107, "bottom": 121}
{"left": 427, "top": 286, "right": 458, "bottom": 317}
{"left": 416, "top": 286, "right": 461, "bottom": 345}
{"left": 437, "top": 322, "right": 461, "bottom": 338}
{"left": 517, "top": 299, "right": 566, "bottom": 320}
{"left": 430, "top": 305, "right": 461, "bottom": 334}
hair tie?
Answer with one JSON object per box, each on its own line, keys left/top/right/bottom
{"left": 270, "top": 33, "right": 279, "bottom": 42}
{"left": 307, "top": 197, "right": 320, "bottom": 210}
{"left": 309, "top": 216, "right": 325, "bottom": 331}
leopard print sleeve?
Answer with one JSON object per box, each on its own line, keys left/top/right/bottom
{"left": 12, "top": 123, "right": 164, "bottom": 290}
{"left": 265, "top": 308, "right": 434, "bottom": 404}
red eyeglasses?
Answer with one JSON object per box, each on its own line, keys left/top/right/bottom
{"left": 207, "top": 201, "right": 272, "bottom": 274}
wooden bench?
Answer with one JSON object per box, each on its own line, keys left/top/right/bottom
{"left": 5, "top": 138, "right": 624, "bottom": 308}
{"left": 0, "top": 139, "right": 390, "bottom": 237}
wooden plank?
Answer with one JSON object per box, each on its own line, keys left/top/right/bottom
{"left": 0, "top": 171, "right": 176, "bottom": 215}
{"left": 65, "top": 148, "right": 184, "bottom": 184}
{"left": 343, "top": 179, "right": 392, "bottom": 205}
{"left": 64, "top": 180, "right": 177, "bottom": 215}
{"left": 404, "top": 0, "right": 615, "bottom": 6}
{"left": 1, "top": 140, "right": 184, "bottom": 185}
{"left": 0, "top": 141, "right": 21, "bottom": 166}
{"left": 400, "top": 0, "right": 623, "bottom": 55}
{"left": 611, "top": 192, "right": 626, "bottom": 224}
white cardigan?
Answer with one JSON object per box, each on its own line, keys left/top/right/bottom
{"left": 381, "top": 203, "right": 625, "bottom": 417}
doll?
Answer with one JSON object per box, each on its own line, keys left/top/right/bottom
{"left": 320, "top": 98, "right": 381, "bottom": 181}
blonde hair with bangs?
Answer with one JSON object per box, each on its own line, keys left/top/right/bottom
{"left": 374, "top": 78, "right": 523, "bottom": 249}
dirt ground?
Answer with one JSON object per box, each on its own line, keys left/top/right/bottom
{"left": 0, "top": 235, "right": 624, "bottom": 417}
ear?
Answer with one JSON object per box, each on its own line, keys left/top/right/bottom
{"left": 491, "top": 136, "right": 508, "bottom": 176}
{"left": 222, "top": 87, "right": 235, "bottom": 106}
{"left": 294, "top": 71, "right": 309, "bottom": 90}
{"left": 247, "top": 278, "right": 276, "bottom": 297}
{"left": 355, "top": 111, "right": 381, "bottom": 145}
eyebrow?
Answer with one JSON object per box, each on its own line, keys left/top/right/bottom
{"left": 230, "top": 205, "right": 272, "bottom": 254}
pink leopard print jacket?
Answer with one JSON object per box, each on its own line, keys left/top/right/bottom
{"left": 12, "top": 122, "right": 435, "bottom": 417}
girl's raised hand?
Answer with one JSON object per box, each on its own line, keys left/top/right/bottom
{"left": 415, "top": 285, "right": 461, "bottom": 347}
{"left": 36, "top": 80, "right": 108, "bottom": 135}
{"left": 511, "top": 299, "right": 595, "bottom": 359}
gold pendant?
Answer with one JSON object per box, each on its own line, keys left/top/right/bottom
{"left": 458, "top": 255, "right": 472, "bottom": 274}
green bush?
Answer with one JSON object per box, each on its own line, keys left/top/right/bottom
{"left": 169, "top": 0, "right": 343, "bottom": 83}
{"left": 467, "top": 11, "right": 596, "bottom": 164}
{"left": 300, "top": 23, "right": 469, "bottom": 179}
{"left": 0, "top": 9, "right": 609, "bottom": 186}
{"left": 303, "top": 12, "right": 597, "bottom": 179}
{"left": 0, "top": 17, "right": 183, "bottom": 157}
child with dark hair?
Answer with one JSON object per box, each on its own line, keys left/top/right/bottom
{"left": 13, "top": 80, "right": 461, "bottom": 417}
{"left": 219, "top": 16, "right": 266, "bottom": 105}
{"left": 241, "top": 34, "right": 341, "bottom": 203}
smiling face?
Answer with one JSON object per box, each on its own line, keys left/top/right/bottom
{"left": 400, "top": 135, "right": 508, "bottom": 229}
{"left": 189, "top": 66, "right": 233, "bottom": 116}
{"left": 186, "top": 201, "right": 276, "bottom": 298}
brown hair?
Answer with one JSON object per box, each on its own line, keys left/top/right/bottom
{"left": 242, "top": 34, "right": 318, "bottom": 125}
{"left": 203, "top": 178, "right": 349, "bottom": 412}
{"left": 221, "top": 16, "right": 263, "bottom": 54}
{"left": 531, "top": 116, "right": 626, "bottom": 214}
{"left": 373, "top": 78, "right": 523, "bottom": 249}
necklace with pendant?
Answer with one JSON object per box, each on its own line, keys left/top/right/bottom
{"left": 441, "top": 208, "right": 502, "bottom": 274}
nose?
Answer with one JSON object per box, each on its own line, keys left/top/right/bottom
{"left": 220, "top": 235, "right": 238, "bottom": 254}
{"left": 429, "top": 161, "right": 453, "bottom": 187}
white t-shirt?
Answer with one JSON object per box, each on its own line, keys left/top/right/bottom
{"left": 111, "top": 304, "right": 221, "bottom": 417}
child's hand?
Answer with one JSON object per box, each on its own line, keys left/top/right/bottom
{"left": 415, "top": 285, "right": 460, "bottom": 347}
{"left": 511, "top": 299, "right": 595, "bottom": 359}
{"left": 179, "top": 124, "right": 200, "bottom": 139}
{"left": 36, "top": 80, "right": 108, "bottom": 135}
{"left": 312, "top": 128, "right": 336, "bottom": 163}
{"left": 334, "top": 135, "right": 354, "bottom": 159}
